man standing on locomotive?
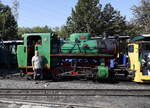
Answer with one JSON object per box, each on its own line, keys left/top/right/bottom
{"left": 32, "top": 50, "right": 43, "bottom": 80}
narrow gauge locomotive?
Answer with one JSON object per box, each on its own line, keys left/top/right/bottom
{"left": 17, "top": 33, "right": 128, "bottom": 81}
{"left": 128, "top": 34, "right": 150, "bottom": 83}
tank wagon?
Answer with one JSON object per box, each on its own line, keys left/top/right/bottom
{"left": 17, "top": 33, "right": 129, "bottom": 81}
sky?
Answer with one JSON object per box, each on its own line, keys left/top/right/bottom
{"left": 1, "top": 0, "right": 140, "bottom": 28}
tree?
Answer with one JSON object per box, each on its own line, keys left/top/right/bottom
{"left": 124, "top": 21, "right": 140, "bottom": 36}
{"left": 66, "top": 0, "right": 102, "bottom": 35}
{"left": 32, "top": 26, "right": 53, "bottom": 33}
{"left": 132, "top": 0, "right": 150, "bottom": 33}
{"left": 101, "top": 3, "right": 126, "bottom": 36}
{"left": 65, "top": 0, "right": 127, "bottom": 36}
{"left": 18, "top": 27, "right": 32, "bottom": 38}
{"left": 0, "top": 3, "right": 18, "bottom": 40}
{"left": 18, "top": 26, "right": 53, "bottom": 38}
{"left": 53, "top": 26, "right": 70, "bottom": 37}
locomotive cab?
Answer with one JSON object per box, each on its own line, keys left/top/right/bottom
{"left": 27, "top": 36, "right": 42, "bottom": 66}
{"left": 17, "top": 33, "right": 52, "bottom": 76}
{"left": 128, "top": 35, "right": 150, "bottom": 82}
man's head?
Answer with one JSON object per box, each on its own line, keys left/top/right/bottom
{"left": 35, "top": 50, "right": 39, "bottom": 56}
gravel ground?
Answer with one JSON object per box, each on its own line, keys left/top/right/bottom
{"left": 0, "top": 96, "right": 150, "bottom": 108}
{"left": 0, "top": 79, "right": 149, "bottom": 89}
{"left": 0, "top": 68, "right": 149, "bottom": 89}
{"left": 0, "top": 72, "right": 149, "bottom": 108}
{"left": 0, "top": 71, "right": 149, "bottom": 108}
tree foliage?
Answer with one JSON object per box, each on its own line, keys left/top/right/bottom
{"left": 18, "top": 26, "right": 53, "bottom": 38}
{"left": 132, "top": 0, "right": 150, "bottom": 34}
{"left": 101, "top": 3, "right": 126, "bottom": 36}
{"left": 64, "top": 0, "right": 127, "bottom": 36}
{"left": 66, "top": 0, "right": 102, "bottom": 34}
{"left": 0, "top": 2, "right": 18, "bottom": 40}
{"left": 53, "top": 26, "right": 70, "bottom": 37}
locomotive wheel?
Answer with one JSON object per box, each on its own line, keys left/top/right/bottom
{"left": 20, "top": 70, "right": 25, "bottom": 77}
{"left": 26, "top": 74, "right": 33, "bottom": 80}
{"left": 51, "top": 68, "right": 63, "bottom": 81}
{"left": 92, "top": 69, "right": 98, "bottom": 82}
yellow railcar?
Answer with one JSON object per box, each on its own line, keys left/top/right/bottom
{"left": 128, "top": 35, "right": 150, "bottom": 82}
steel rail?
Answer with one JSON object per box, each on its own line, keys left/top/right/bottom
{"left": 0, "top": 98, "right": 107, "bottom": 108}
{"left": 0, "top": 88, "right": 149, "bottom": 96}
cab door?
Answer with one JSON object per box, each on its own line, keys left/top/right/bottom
{"left": 35, "top": 34, "right": 50, "bottom": 69}
{"left": 17, "top": 45, "right": 27, "bottom": 67}
{"left": 128, "top": 43, "right": 143, "bottom": 82}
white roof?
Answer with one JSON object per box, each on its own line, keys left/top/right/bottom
{"left": 0, "top": 40, "right": 23, "bottom": 44}
{"left": 141, "top": 34, "right": 150, "bottom": 37}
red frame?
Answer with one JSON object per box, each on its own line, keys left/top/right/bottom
{"left": 51, "top": 54, "right": 113, "bottom": 57}
{"left": 18, "top": 66, "right": 32, "bottom": 69}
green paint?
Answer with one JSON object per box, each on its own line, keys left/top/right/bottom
{"left": 61, "top": 33, "right": 98, "bottom": 54}
{"left": 69, "top": 33, "right": 91, "bottom": 42}
{"left": 17, "top": 33, "right": 52, "bottom": 69}
{"left": 130, "top": 35, "right": 145, "bottom": 41}
{"left": 17, "top": 45, "right": 27, "bottom": 67}
{"left": 97, "top": 63, "right": 109, "bottom": 79}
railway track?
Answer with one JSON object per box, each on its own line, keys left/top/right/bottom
{"left": 0, "top": 88, "right": 149, "bottom": 108}
{"left": 0, "top": 98, "right": 110, "bottom": 108}
{"left": 0, "top": 88, "right": 149, "bottom": 97}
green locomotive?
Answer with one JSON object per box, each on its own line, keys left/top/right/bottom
{"left": 17, "top": 33, "right": 118, "bottom": 80}
{"left": 61, "top": 33, "right": 117, "bottom": 55}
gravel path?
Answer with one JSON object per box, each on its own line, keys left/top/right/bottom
{"left": 0, "top": 79, "right": 149, "bottom": 89}
{"left": 0, "top": 78, "right": 149, "bottom": 108}
{"left": 0, "top": 69, "right": 149, "bottom": 89}
{"left": 0, "top": 95, "right": 150, "bottom": 108}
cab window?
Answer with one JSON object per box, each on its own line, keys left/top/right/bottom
{"left": 128, "top": 45, "right": 134, "bottom": 52}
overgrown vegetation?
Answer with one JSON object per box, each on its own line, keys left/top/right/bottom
{"left": 59, "top": 0, "right": 138, "bottom": 37}
{"left": 18, "top": 26, "right": 53, "bottom": 38}
{"left": 0, "top": 2, "right": 17, "bottom": 40}
{"left": 1, "top": 0, "right": 150, "bottom": 39}
{"left": 131, "top": 0, "right": 150, "bottom": 34}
